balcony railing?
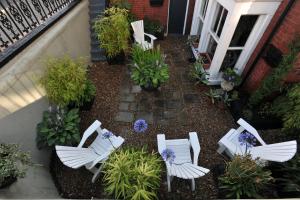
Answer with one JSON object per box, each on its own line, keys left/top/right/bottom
{"left": 0, "top": 0, "right": 80, "bottom": 66}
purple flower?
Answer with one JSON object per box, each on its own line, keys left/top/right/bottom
{"left": 161, "top": 148, "right": 176, "bottom": 164}
{"left": 102, "top": 131, "right": 113, "bottom": 139}
{"left": 133, "top": 119, "right": 148, "bottom": 133}
{"left": 238, "top": 130, "right": 257, "bottom": 148}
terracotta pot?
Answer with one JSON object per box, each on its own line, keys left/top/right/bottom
{"left": 199, "top": 53, "right": 212, "bottom": 69}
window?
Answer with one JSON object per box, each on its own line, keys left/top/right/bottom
{"left": 207, "top": 35, "right": 218, "bottom": 59}
{"left": 221, "top": 15, "right": 258, "bottom": 70}
{"left": 196, "top": 0, "right": 209, "bottom": 36}
{"left": 211, "top": 4, "right": 228, "bottom": 38}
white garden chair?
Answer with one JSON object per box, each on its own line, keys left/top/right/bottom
{"left": 218, "top": 118, "right": 297, "bottom": 162}
{"left": 131, "top": 20, "right": 157, "bottom": 50}
{"left": 56, "top": 120, "right": 124, "bottom": 183}
{"left": 157, "top": 132, "right": 210, "bottom": 192}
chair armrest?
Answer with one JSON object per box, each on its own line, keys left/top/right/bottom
{"left": 157, "top": 134, "right": 167, "bottom": 155}
{"left": 237, "top": 118, "right": 266, "bottom": 145}
{"left": 144, "top": 32, "right": 157, "bottom": 40}
{"left": 189, "top": 132, "right": 200, "bottom": 165}
{"left": 78, "top": 120, "right": 102, "bottom": 148}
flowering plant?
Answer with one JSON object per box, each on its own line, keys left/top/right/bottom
{"left": 133, "top": 119, "right": 148, "bottom": 133}
{"left": 238, "top": 130, "right": 257, "bottom": 153}
{"left": 222, "top": 68, "right": 241, "bottom": 86}
{"left": 161, "top": 148, "right": 176, "bottom": 164}
{"left": 102, "top": 131, "right": 114, "bottom": 139}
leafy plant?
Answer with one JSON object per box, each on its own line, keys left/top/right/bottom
{"left": 0, "top": 144, "right": 31, "bottom": 185}
{"left": 102, "top": 147, "right": 162, "bottom": 200}
{"left": 249, "top": 37, "right": 300, "bottom": 107}
{"left": 206, "top": 88, "right": 238, "bottom": 105}
{"left": 144, "top": 16, "right": 164, "bottom": 35}
{"left": 270, "top": 155, "right": 300, "bottom": 196}
{"left": 109, "top": 0, "right": 132, "bottom": 9}
{"left": 93, "top": 7, "right": 130, "bottom": 58}
{"left": 40, "top": 56, "right": 87, "bottom": 107}
{"left": 271, "top": 83, "right": 300, "bottom": 137}
{"left": 190, "top": 58, "right": 209, "bottom": 85}
{"left": 36, "top": 107, "right": 81, "bottom": 148}
{"left": 219, "top": 155, "right": 273, "bottom": 199}
{"left": 81, "top": 79, "right": 96, "bottom": 104}
{"left": 222, "top": 68, "right": 241, "bottom": 86}
{"left": 130, "top": 44, "right": 169, "bottom": 88}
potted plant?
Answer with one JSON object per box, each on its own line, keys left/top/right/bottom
{"left": 187, "top": 35, "right": 200, "bottom": 49}
{"left": 130, "top": 44, "right": 169, "bottom": 91}
{"left": 80, "top": 79, "right": 96, "bottom": 111}
{"left": 93, "top": 7, "right": 130, "bottom": 65}
{"left": 199, "top": 53, "right": 212, "bottom": 69}
{"left": 0, "top": 143, "right": 30, "bottom": 188}
{"left": 40, "top": 56, "right": 87, "bottom": 108}
{"left": 144, "top": 17, "right": 165, "bottom": 40}
{"left": 36, "top": 107, "right": 81, "bottom": 149}
{"left": 221, "top": 68, "right": 241, "bottom": 92}
{"left": 150, "top": 0, "right": 164, "bottom": 6}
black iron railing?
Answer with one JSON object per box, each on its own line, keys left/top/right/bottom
{"left": 0, "top": 0, "right": 80, "bottom": 66}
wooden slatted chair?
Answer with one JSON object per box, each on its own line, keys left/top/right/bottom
{"left": 218, "top": 118, "right": 297, "bottom": 162}
{"left": 56, "top": 120, "right": 124, "bottom": 183}
{"left": 157, "top": 132, "right": 210, "bottom": 192}
{"left": 131, "top": 20, "right": 157, "bottom": 50}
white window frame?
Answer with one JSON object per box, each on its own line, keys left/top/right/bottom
{"left": 190, "top": 0, "right": 282, "bottom": 84}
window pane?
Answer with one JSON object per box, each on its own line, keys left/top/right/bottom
{"left": 200, "top": 0, "right": 209, "bottom": 18}
{"left": 213, "top": 5, "right": 222, "bottom": 33}
{"left": 221, "top": 50, "right": 242, "bottom": 70}
{"left": 197, "top": 20, "right": 204, "bottom": 35}
{"left": 207, "top": 36, "right": 218, "bottom": 59}
{"left": 230, "top": 15, "right": 258, "bottom": 47}
{"left": 217, "top": 9, "right": 228, "bottom": 37}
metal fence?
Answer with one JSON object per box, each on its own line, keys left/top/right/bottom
{"left": 0, "top": 0, "right": 79, "bottom": 65}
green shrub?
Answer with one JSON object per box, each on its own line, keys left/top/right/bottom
{"left": 102, "top": 147, "right": 162, "bottom": 200}
{"left": 40, "top": 56, "right": 87, "bottom": 107}
{"left": 81, "top": 79, "right": 96, "bottom": 104}
{"left": 270, "top": 155, "right": 300, "bottom": 196}
{"left": 130, "top": 44, "right": 169, "bottom": 88}
{"left": 93, "top": 7, "right": 130, "bottom": 58}
{"left": 144, "top": 16, "right": 164, "bottom": 35}
{"left": 248, "top": 37, "right": 300, "bottom": 107}
{"left": 219, "top": 155, "right": 273, "bottom": 199}
{"left": 271, "top": 83, "right": 300, "bottom": 136}
{"left": 36, "top": 107, "right": 81, "bottom": 149}
{"left": 190, "top": 59, "right": 209, "bottom": 85}
{"left": 109, "top": 0, "right": 132, "bottom": 9}
{"left": 0, "top": 144, "right": 30, "bottom": 185}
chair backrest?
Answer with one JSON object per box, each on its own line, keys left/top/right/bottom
{"left": 131, "top": 20, "right": 145, "bottom": 43}
{"left": 250, "top": 140, "right": 297, "bottom": 162}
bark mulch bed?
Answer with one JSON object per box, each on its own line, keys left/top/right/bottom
{"left": 50, "top": 36, "right": 284, "bottom": 199}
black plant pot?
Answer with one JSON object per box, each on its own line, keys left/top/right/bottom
{"left": 141, "top": 83, "right": 160, "bottom": 91}
{"left": 150, "top": 0, "right": 164, "bottom": 6}
{"left": 0, "top": 176, "right": 17, "bottom": 189}
{"left": 106, "top": 51, "right": 125, "bottom": 65}
{"left": 80, "top": 96, "right": 95, "bottom": 111}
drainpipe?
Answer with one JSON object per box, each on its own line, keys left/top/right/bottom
{"left": 240, "top": 0, "right": 297, "bottom": 87}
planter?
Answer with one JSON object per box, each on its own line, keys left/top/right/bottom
{"left": 80, "top": 96, "right": 95, "bottom": 111}
{"left": 199, "top": 53, "right": 212, "bottom": 69}
{"left": 0, "top": 176, "right": 17, "bottom": 189}
{"left": 106, "top": 51, "right": 125, "bottom": 65}
{"left": 141, "top": 83, "right": 160, "bottom": 91}
{"left": 150, "top": 0, "right": 164, "bottom": 6}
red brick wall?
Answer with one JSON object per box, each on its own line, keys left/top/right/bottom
{"left": 242, "top": 0, "right": 300, "bottom": 93}
{"left": 128, "top": 0, "right": 195, "bottom": 33}
{"left": 128, "top": 0, "right": 169, "bottom": 26}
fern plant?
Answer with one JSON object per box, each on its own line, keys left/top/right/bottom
{"left": 93, "top": 7, "right": 130, "bottom": 58}
{"left": 102, "top": 147, "right": 162, "bottom": 200}
{"left": 219, "top": 155, "right": 273, "bottom": 199}
{"left": 40, "top": 56, "right": 87, "bottom": 107}
{"left": 130, "top": 44, "right": 169, "bottom": 89}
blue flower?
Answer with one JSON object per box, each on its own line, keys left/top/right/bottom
{"left": 133, "top": 119, "right": 148, "bottom": 133}
{"left": 161, "top": 148, "right": 176, "bottom": 164}
{"left": 102, "top": 131, "right": 113, "bottom": 139}
{"left": 238, "top": 130, "right": 257, "bottom": 148}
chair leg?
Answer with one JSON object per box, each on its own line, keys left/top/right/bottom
{"left": 191, "top": 178, "right": 195, "bottom": 191}
{"left": 91, "top": 163, "right": 104, "bottom": 183}
{"left": 167, "top": 174, "right": 172, "bottom": 192}
{"left": 217, "top": 144, "right": 226, "bottom": 154}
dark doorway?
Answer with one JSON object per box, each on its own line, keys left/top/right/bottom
{"left": 168, "top": 0, "right": 188, "bottom": 34}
